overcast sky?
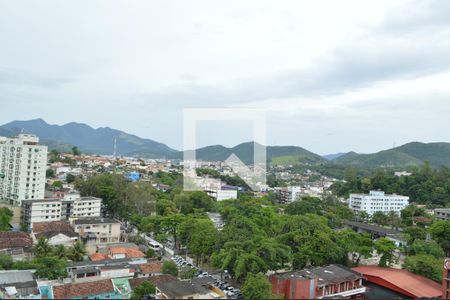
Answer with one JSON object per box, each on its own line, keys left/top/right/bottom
{"left": 1, "top": 1, "right": 450, "bottom": 154}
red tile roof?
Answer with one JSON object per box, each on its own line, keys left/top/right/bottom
{"left": 32, "top": 221, "right": 73, "bottom": 233}
{"left": 109, "top": 247, "right": 145, "bottom": 259}
{"left": 52, "top": 279, "right": 115, "bottom": 299}
{"left": 89, "top": 253, "right": 109, "bottom": 261}
{"left": 138, "top": 261, "right": 163, "bottom": 274}
{"left": 352, "top": 266, "right": 442, "bottom": 298}
{"left": 0, "top": 232, "right": 32, "bottom": 249}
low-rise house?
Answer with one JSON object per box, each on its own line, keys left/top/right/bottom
{"left": 0, "top": 232, "right": 33, "bottom": 261}
{"left": 136, "top": 261, "right": 163, "bottom": 277}
{"left": 0, "top": 270, "right": 39, "bottom": 299}
{"left": 72, "top": 217, "right": 121, "bottom": 254}
{"left": 88, "top": 244, "right": 145, "bottom": 261}
{"left": 434, "top": 208, "right": 450, "bottom": 221}
{"left": 31, "top": 221, "right": 79, "bottom": 247}
{"left": 41, "top": 278, "right": 121, "bottom": 299}
{"left": 130, "top": 275, "right": 199, "bottom": 299}
{"left": 271, "top": 264, "right": 366, "bottom": 299}
{"left": 67, "top": 257, "right": 146, "bottom": 280}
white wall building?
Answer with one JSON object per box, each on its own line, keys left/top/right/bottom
{"left": 348, "top": 190, "right": 409, "bottom": 216}
{"left": 0, "top": 134, "right": 47, "bottom": 206}
{"left": 206, "top": 189, "right": 238, "bottom": 201}
{"left": 21, "top": 196, "right": 102, "bottom": 228}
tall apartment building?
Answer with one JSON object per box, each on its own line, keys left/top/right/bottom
{"left": 0, "top": 134, "right": 47, "bottom": 206}
{"left": 21, "top": 196, "right": 102, "bottom": 228}
{"left": 348, "top": 190, "right": 409, "bottom": 216}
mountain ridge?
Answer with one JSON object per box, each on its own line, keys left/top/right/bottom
{"left": 1, "top": 119, "right": 450, "bottom": 168}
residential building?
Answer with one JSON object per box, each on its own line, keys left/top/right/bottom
{"left": 443, "top": 258, "right": 450, "bottom": 299}
{"left": 0, "top": 270, "right": 39, "bottom": 299}
{"left": 40, "top": 278, "right": 123, "bottom": 299}
{"left": 348, "top": 190, "right": 409, "bottom": 216}
{"left": 0, "top": 134, "right": 47, "bottom": 206}
{"left": 21, "top": 199, "right": 62, "bottom": 227}
{"left": 353, "top": 266, "right": 442, "bottom": 298}
{"left": 270, "top": 264, "right": 365, "bottom": 299}
{"left": 21, "top": 196, "right": 102, "bottom": 228}
{"left": 206, "top": 189, "right": 238, "bottom": 201}
{"left": 129, "top": 275, "right": 199, "bottom": 299}
{"left": 31, "top": 221, "right": 79, "bottom": 247}
{"left": 67, "top": 257, "right": 146, "bottom": 280}
{"left": 435, "top": 208, "right": 450, "bottom": 221}
{"left": 72, "top": 217, "right": 121, "bottom": 252}
{"left": 0, "top": 232, "right": 33, "bottom": 261}
{"left": 278, "top": 186, "right": 302, "bottom": 204}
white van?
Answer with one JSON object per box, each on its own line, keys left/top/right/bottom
{"left": 148, "top": 241, "right": 161, "bottom": 251}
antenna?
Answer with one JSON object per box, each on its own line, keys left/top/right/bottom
{"left": 113, "top": 137, "right": 117, "bottom": 159}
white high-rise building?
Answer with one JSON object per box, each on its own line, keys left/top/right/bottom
{"left": 0, "top": 134, "right": 47, "bottom": 206}
{"left": 348, "top": 190, "right": 409, "bottom": 216}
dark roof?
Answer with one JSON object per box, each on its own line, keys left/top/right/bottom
{"left": 272, "top": 264, "right": 363, "bottom": 287}
{"left": 130, "top": 275, "right": 197, "bottom": 298}
{"left": 0, "top": 232, "right": 32, "bottom": 250}
{"left": 52, "top": 279, "right": 115, "bottom": 299}
{"left": 73, "top": 217, "right": 120, "bottom": 225}
{"left": 68, "top": 257, "right": 140, "bottom": 269}
{"left": 343, "top": 221, "right": 400, "bottom": 235}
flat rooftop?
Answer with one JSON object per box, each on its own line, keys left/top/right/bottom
{"left": 73, "top": 217, "right": 119, "bottom": 225}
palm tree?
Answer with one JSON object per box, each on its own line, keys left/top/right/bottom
{"left": 33, "top": 237, "right": 52, "bottom": 258}
{"left": 54, "top": 244, "right": 66, "bottom": 259}
{"left": 68, "top": 241, "right": 86, "bottom": 262}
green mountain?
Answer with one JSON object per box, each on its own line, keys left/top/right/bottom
{"left": 333, "top": 142, "right": 450, "bottom": 168}
{"left": 1, "top": 119, "right": 179, "bottom": 158}
{"left": 192, "top": 142, "right": 326, "bottom": 165}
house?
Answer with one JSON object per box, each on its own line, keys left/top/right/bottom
{"left": 72, "top": 217, "right": 121, "bottom": 254}
{"left": 48, "top": 278, "right": 121, "bottom": 299}
{"left": 88, "top": 245, "right": 145, "bottom": 261}
{"left": 435, "top": 208, "right": 450, "bottom": 221}
{"left": 67, "top": 257, "right": 146, "bottom": 280}
{"left": 353, "top": 266, "right": 442, "bottom": 298}
{"left": 130, "top": 275, "right": 199, "bottom": 299}
{"left": 136, "top": 261, "right": 163, "bottom": 277}
{"left": 271, "top": 264, "right": 366, "bottom": 299}
{"left": 190, "top": 277, "right": 227, "bottom": 299}
{"left": 31, "top": 221, "right": 79, "bottom": 247}
{"left": 0, "top": 232, "right": 33, "bottom": 261}
{"left": 0, "top": 270, "right": 39, "bottom": 299}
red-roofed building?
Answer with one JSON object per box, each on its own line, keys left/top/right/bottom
{"left": 52, "top": 278, "right": 118, "bottom": 299}
{"left": 352, "top": 266, "right": 442, "bottom": 298}
{"left": 89, "top": 252, "right": 109, "bottom": 261}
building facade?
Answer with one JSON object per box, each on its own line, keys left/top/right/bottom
{"left": 271, "top": 265, "right": 365, "bottom": 299}
{"left": 0, "top": 134, "right": 47, "bottom": 206}
{"left": 348, "top": 190, "right": 409, "bottom": 216}
{"left": 435, "top": 208, "right": 450, "bottom": 221}
{"left": 72, "top": 217, "right": 121, "bottom": 244}
{"left": 21, "top": 196, "right": 102, "bottom": 228}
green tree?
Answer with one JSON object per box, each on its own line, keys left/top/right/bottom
{"left": 371, "top": 211, "right": 389, "bottom": 226}
{"left": 68, "top": 242, "right": 86, "bottom": 262}
{"left": 375, "top": 238, "right": 397, "bottom": 267}
{"left": 404, "top": 254, "right": 442, "bottom": 282}
{"left": 34, "top": 257, "right": 67, "bottom": 280}
{"left": 46, "top": 168, "right": 55, "bottom": 178}
{"left": 146, "top": 248, "right": 155, "bottom": 258}
{"left": 51, "top": 181, "right": 63, "bottom": 189}
{"left": 54, "top": 244, "right": 66, "bottom": 259}
{"left": 162, "top": 260, "right": 178, "bottom": 276}
{"left": 179, "top": 218, "right": 218, "bottom": 264}
{"left": 131, "top": 281, "right": 156, "bottom": 300}
{"left": 336, "top": 230, "right": 374, "bottom": 266}
{"left": 71, "top": 146, "right": 81, "bottom": 156}
{"left": 65, "top": 173, "right": 76, "bottom": 184}
{"left": 242, "top": 273, "right": 275, "bottom": 300}
{"left": 429, "top": 220, "right": 450, "bottom": 255}
{"left": 0, "top": 254, "right": 13, "bottom": 270}
{"left": 0, "top": 207, "right": 13, "bottom": 231}
{"left": 33, "top": 237, "right": 52, "bottom": 258}
{"left": 408, "top": 240, "right": 444, "bottom": 258}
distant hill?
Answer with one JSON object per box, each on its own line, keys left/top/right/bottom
{"left": 333, "top": 142, "right": 450, "bottom": 168}
{"left": 1, "top": 119, "right": 179, "bottom": 158}
{"left": 323, "top": 152, "right": 346, "bottom": 160}
{"left": 191, "top": 142, "right": 326, "bottom": 165}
